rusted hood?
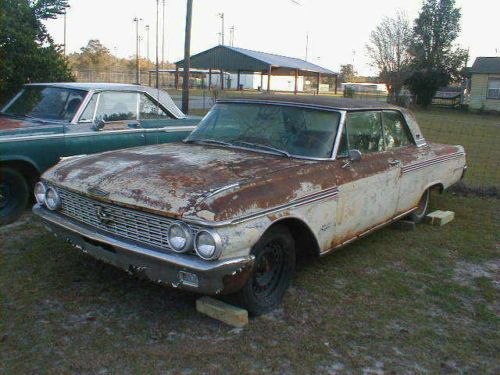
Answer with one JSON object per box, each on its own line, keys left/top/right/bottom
{"left": 43, "top": 142, "right": 305, "bottom": 219}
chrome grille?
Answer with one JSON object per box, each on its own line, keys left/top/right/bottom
{"left": 57, "top": 188, "right": 198, "bottom": 252}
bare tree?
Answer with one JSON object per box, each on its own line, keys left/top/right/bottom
{"left": 366, "top": 11, "right": 412, "bottom": 97}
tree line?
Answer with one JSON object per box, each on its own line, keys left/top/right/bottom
{"left": 365, "top": 0, "right": 467, "bottom": 106}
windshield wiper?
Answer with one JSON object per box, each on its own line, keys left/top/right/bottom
{"left": 231, "top": 141, "right": 291, "bottom": 158}
{"left": 184, "top": 138, "right": 233, "bottom": 147}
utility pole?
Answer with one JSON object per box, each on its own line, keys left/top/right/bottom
{"left": 155, "top": 0, "right": 160, "bottom": 91}
{"left": 133, "top": 17, "right": 142, "bottom": 85}
{"left": 63, "top": 10, "right": 67, "bottom": 55}
{"left": 305, "top": 32, "right": 309, "bottom": 61}
{"left": 145, "top": 25, "right": 150, "bottom": 61}
{"left": 218, "top": 12, "right": 224, "bottom": 45}
{"left": 229, "top": 25, "right": 234, "bottom": 46}
{"left": 162, "top": 0, "right": 166, "bottom": 67}
{"left": 182, "top": 0, "right": 193, "bottom": 114}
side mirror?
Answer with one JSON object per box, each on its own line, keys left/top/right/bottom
{"left": 91, "top": 119, "right": 105, "bottom": 131}
{"left": 349, "top": 149, "right": 362, "bottom": 162}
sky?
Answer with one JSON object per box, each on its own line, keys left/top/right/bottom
{"left": 45, "top": 0, "right": 499, "bottom": 76}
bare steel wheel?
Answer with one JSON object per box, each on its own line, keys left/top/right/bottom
{"left": 408, "top": 188, "right": 430, "bottom": 224}
{"left": 235, "top": 225, "right": 295, "bottom": 316}
{"left": 0, "top": 168, "right": 29, "bottom": 225}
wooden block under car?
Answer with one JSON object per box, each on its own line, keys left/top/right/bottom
{"left": 196, "top": 296, "right": 248, "bottom": 328}
{"left": 425, "top": 210, "right": 455, "bottom": 226}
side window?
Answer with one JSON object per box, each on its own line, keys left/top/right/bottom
{"left": 79, "top": 94, "right": 98, "bottom": 122}
{"left": 95, "top": 92, "right": 137, "bottom": 122}
{"left": 382, "top": 111, "right": 412, "bottom": 149}
{"left": 345, "top": 111, "right": 384, "bottom": 153}
{"left": 139, "top": 93, "right": 170, "bottom": 119}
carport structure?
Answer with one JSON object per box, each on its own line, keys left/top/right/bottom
{"left": 175, "top": 45, "right": 338, "bottom": 94}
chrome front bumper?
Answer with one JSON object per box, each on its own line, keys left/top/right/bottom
{"left": 33, "top": 205, "right": 254, "bottom": 295}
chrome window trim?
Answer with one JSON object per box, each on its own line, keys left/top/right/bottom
{"left": 71, "top": 90, "right": 94, "bottom": 124}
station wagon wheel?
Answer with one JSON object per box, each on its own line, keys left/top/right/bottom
{"left": 236, "top": 224, "right": 295, "bottom": 316}
{"left": 0, "top": 167, "right": 30, "bottom": 225}
{"left": 408, "top": 188, "right": 430, "bottom": 224}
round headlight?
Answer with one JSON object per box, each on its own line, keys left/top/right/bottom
{"left": 44, "top": 187, "right": 61, "bottom": 210}
{"left": 34, "top": 182, "right": 47, "bottom": 205}
{"left": 168, "top": 222, "right": 193, "bottom": 253}
{"left": 195, "top": 229, "right": 222, "bottom": 260}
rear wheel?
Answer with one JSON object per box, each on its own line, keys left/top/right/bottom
{"left": 235, "top": 225, "right": 295, "bottom": 316}
{"left": 0, "top": 168, "right": 30, "bottom": 225}
{"left": 407, "top": 188, "right": 430, "bottom": 224}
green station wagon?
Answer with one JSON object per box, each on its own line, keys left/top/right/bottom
{"left": 0, "top": 83, "right": 200, "bottom": 224}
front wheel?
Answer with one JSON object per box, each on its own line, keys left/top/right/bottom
{"left": 0, "top": 168, "right": 30, "bottom": 225}
{"left": 407, "top": 188, "right": 430, "bottom": 224}
{"left": 235, "top": 224, "right": 295, "bottom": 316}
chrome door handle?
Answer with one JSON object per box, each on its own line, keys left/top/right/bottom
{"left": 389, "top": 159, "right": 401, "bottom": 166}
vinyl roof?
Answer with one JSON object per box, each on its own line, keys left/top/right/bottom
{"left": 470, "top": 57, "right": 500, "bottom": 74}
{"left": 217, "top": 94, "right": 401, "bottom": 110}
{"left": 176, "top": 45, "right": 337, "bottom": 75}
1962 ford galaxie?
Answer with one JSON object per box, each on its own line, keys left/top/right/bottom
{"left": 33, "top": 96, "right": 467, "bottom": 314}
{"left": 0, "top": 82, "right": 199, "bottom": 224}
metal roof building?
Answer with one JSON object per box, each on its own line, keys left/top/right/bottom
{"left": 175, "top": 45, "right": 338, "bottom": 94}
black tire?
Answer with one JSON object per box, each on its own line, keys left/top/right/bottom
{"left": 0, "top": 167, "right": 30, "bottom": 225}
{"left": 235, "top": 224, "right": 295, "bottom": 316}
{"left": 407, "top": 188, "right": 430, "bottom": 224}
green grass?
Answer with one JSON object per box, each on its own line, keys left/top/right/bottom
{"left": 414, "top": 108, "right": 500, "bottom": 189}
{"left": 1, "top": 192, "right": 498, "bottom": 373}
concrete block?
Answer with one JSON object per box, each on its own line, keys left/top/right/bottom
{"left": 196, "top": 296, "right": 248, "bottom": 328}
{"left": 392, "top": 219, "right": 416, "bottom": 231}
{"left": 425, "top": 210, "right": 455, "bottom": 226}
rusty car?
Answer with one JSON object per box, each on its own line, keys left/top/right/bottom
{"left": 33, "top": 96, "right": 467, "bottom": 314}
{"left": 0, "top": 82, "right": 199, "bottom": 224}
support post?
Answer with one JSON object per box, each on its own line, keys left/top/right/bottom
{"left": 148, "top": 71, "right": 151, "bottom": 86}
{"left": 317, "top": 72, "right": 321, "bottom": 95}
{"left": 181, "top": 0, "right": 193, "bottom": 114}
{"left": 267, "top": 65, "right": 272, "bottom": 93}
{"left": 175, "top": 65, "right": 179, "bottom": 90}
{"left": 294, "top": 69, "right": 298, "bottom": 95}
{"left": 208, "top": 68, "right": 212, "bottom": 89}
{"left": 220, "top": 69, "right": 224, "bottom": 90}
{"left": 260, "top": 72, "right": 263, "bottom": 91}
{"left": 334, "top": 74, "right": 338, "bottom": 94}
{"left": 237, "top": 70, "right": 241, "bottom": 91}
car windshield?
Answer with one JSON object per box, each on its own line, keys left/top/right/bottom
{"left": 2, "top": 86, "right": 87, "bottom": 122}
{"left": 186, "top": 103, "right": 341, "bottom": 158}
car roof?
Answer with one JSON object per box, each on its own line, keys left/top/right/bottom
{"left": 217, "top": 94, "right": 402, "bottom": 111}
{"left": 23, "top": 82, "right": 186, "bottom": 119}
{"left": 25, "top": 82, "right": 151, "bottom": 91}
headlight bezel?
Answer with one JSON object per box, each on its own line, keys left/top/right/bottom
{"left": 194, "top": 228, "right": 222, "bottom": 260}
{"left": 34, "top": 182, "right": 47, "bottom": 205}
{"left": 167, "top": 221, "right": 194, "bottom": 253}
{"left": 44, "top": 187, "right": 61, "bottom": 211}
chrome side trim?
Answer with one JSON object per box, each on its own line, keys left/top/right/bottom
{"left": 201, "top": 183, "right": 240, "bottom": 200}
{"left": 0, "top": 126, "right": 195, "bottom": 143}
{"left": 184, "top": 186, "right": 339, "bottom": 227}
{"left": 33, "top": 204, "right": 253, "bottom": 272}
{"left": 402, "top": 151, "right": 465, "bottom": 174}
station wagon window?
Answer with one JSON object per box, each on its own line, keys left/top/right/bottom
{"left": 345, "top": 111, "right": 384, "bottom": 153}
{"left": 382, "top": 111, "right": 412, "bottom": 149}
{"left": 139, "top": 93, "right": 169, "bottom": 119}
{"left": 186, "top": 103, "right": 341, "bottom": 158}
{"left": 94, "top": 92, "right": 137, "bottom": 122}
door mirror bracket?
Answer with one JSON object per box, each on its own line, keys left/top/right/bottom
{"left": 349, "top": 149, "right": 362, "bottom": 162}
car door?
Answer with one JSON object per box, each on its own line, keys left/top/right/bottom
{"left": 332, "top": 110, "right": 402, "bottom": 243}
{"left": 137, "top": 92, "right": 197, "bottom": 144}
{"left": 64, "top": 91, "right": 146, "bottom": 156}
{"left": 381, "top": 110, "right": 426, "bottom": 215}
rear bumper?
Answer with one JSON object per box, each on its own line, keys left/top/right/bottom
{"left": 33, "top": 205, "right": 254, "bottom": 295}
